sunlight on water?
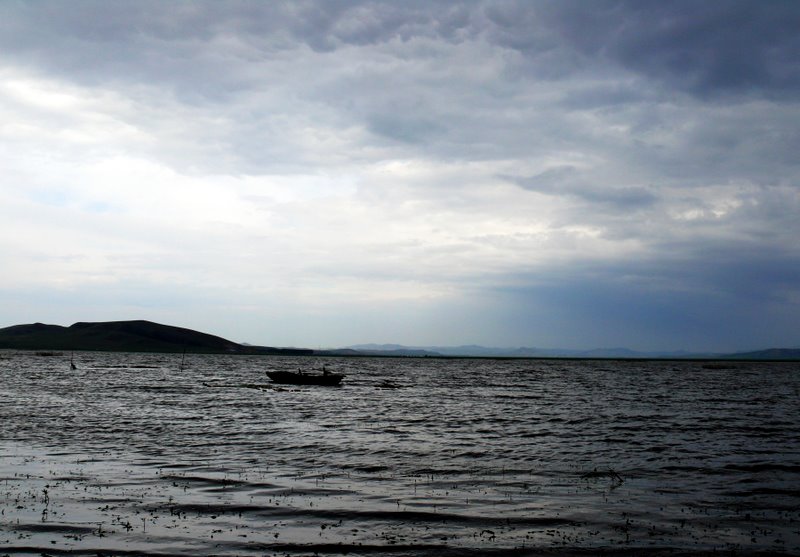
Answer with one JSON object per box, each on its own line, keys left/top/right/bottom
{"left": 1, "top": 351, "right": 799, "bottom": 555}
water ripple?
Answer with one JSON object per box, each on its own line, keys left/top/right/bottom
{"left": 1, "top": 352, "right": 799, "bottom": 555}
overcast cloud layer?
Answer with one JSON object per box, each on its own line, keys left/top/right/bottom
{"left": 1, "top": 1, "right": 798, "bottom": 351}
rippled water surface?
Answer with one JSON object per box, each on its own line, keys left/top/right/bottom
{"left": 1, "top": 351, "right": 799, "bottom": 556}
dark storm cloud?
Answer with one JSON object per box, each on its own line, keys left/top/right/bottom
{"left": 3, "top": 1, "right": 798, "bottom": 94}
{"left": 535, "top": 0, "right": 800, "bottom": 98}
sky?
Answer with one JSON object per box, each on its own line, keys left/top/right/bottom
{"left": 1, "top": 1, "right": 799, "bottom": 352}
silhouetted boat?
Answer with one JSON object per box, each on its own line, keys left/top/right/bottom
{"left": 266, "top": 370, "right": 344, "bottom": 386}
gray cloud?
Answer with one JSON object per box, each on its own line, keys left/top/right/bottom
{"left": 503, "top": 167, "right": 659, "bottom": 209}
{"left": 1, "top": 1, "right": 798, "bottom": 350}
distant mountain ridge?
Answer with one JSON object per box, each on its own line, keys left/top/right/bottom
{"left": 728, "top": 348, "right": 800, "bottom": 360}
{"left": 0, "top": 320, "right": 311, "bottom": 355}
{"left": 346, "top": 343, "right": 800, "bottom": 360}
{"left": 346, "top": 343, "right": 696, "bottom": 358}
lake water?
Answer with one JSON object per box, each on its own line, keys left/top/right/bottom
{"left": 1, "top": 351, "right": 799, "bottom": 556}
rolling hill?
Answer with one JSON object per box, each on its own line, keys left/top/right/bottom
{"left": 0, "top": 320, "right": 311, "bottom": 355}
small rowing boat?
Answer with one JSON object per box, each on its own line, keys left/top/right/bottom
{"left": 266, "top": 370, "right": 344, "bottom": 386}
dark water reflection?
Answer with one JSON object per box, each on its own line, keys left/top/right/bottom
{"left": 1, "top": 351, "right": 799, "bottom": 555}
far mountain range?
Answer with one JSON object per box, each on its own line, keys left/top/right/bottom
{"left": 341, "top": 343, "right": 800, "bottom": 360}
{"left": 0, "top": 320, "right": 798, "bottom": 360}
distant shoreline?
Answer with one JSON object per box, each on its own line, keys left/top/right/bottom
{"left": 1, "top": 320, "right": 797, "bottom": 360}
{"left": 2, "top": 347, "right": 797, "bottom": 364}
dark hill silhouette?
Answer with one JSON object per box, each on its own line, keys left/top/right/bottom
{"left": 0, "top": 320, "right": 311, "bottom": 355}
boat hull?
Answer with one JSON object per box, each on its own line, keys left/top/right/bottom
{"left": 266, "top": 371, "right": 344, "bottom": 386}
